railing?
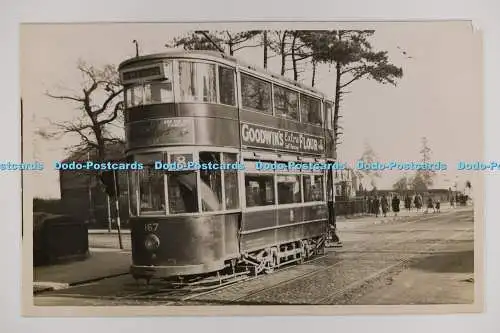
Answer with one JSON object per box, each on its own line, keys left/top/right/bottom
{"left": 335, "top": 199, "right": 370, "bottom": 216}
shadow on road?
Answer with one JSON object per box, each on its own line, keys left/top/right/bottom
{"left": 410, "top": 250, "right": 474, "bottom": 274}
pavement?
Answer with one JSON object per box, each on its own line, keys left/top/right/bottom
{"left": 33, "top": 203, "right": 470, "bottom": 295}
{"left": 33, "top": 249, "right": 132, "bottom": 294}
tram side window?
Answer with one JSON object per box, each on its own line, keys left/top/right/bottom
{"left": 138, "top": 167, "right": 166, "bottom": 214}
{"left": 274, "top": 85, "right": 299, "bottom": 120}
{"left": 223, "top": 153, "right": 240, "bottom": 209}
{"left": 303, "top": 175, "right": 325, "bottom": 202}
{"left": 300, "top": 94, "right": 322, "bottom": 126}
{"left": 178, "top": 61, "right": 217, "bottom": 103}
{"left": 245, "top": 174, "right": 275, "bottom": 207}
{"left": 219, "top": 66, "right": 236, "bottom": 106}
{"left": 277, "top": 175, "right": 301, "bottom": 204}
{"left": 241, "top": 74, "right": 272, "bottom": 114}
{"left": 199, "top": 152, "right": 223, "bottom": 212}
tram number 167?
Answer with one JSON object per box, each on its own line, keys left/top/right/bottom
{"left": 144, "top": 223, "right": 159, "bottom": 232}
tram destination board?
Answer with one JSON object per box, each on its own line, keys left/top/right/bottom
{"left": 121, "top": 64, "right": 165, "bottom": 84}
{"left": 126, "top": 118, "right": 195, "bottom": 148}
{"left": 241, "top": 122, "right": 325, "bottom": 155}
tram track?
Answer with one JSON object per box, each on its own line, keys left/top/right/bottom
{"left": 156, "top": 212, "right": 469, "bottom": 304}
{"left": 81, "top": 210, "right": 470, "bottom": 305}
{"left": 219, "top": 215, "right": 465, "bottom": 304}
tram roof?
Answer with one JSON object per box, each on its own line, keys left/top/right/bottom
{"left": 118, "top": 50, "right": 332, "bottom": 100}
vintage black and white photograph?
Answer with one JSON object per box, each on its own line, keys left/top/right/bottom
{"left": 21, "top": 21, "right": 483, "bottom": 316}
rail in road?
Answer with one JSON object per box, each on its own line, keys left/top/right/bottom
{"left": 35, "top": 208, "right": 474, "bottom": 306}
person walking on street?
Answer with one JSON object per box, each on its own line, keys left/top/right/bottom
{"left": 392, "top": 195, "right": 401, "bottom": 217}
{"left": 435, "top": 199, "right": 441, "bottom": 213}
{"left": 381, "top": 195, "right": 389, "bottom": 218}
{"left": 373, "top": 196, "right": 380, "bottom": 217}
{"left": 414, "top": 194, "right": 422, "bottom": 212}
{"left": 404, "top": 195, "right": 411, "bottom": 212}
{"left": 425, "top": 197, "right": 434, "bottom": 213}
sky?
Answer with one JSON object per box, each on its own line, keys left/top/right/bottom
{"left": 20, "top": 21, "right": 483, "bottom": 198}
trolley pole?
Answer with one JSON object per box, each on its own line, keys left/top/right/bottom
{"left": 132, "top": 40, "right": 139, "bottom": 57}
{"left": 113, "top": 170, "right": 123, "bottom": 250}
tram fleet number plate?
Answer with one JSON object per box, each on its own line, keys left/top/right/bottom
{"left": 144, "top": 223, "right": 159, "bottom": 232}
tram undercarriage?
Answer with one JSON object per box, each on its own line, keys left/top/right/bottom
{"left": 131, "top": 235, "right": 326, "bottom": 291}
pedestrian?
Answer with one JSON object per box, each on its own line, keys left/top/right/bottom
{"left": 450, "top": 196, "right": 455, "bottom": 208}
{"left": 381, "top": 195, "right": 389, "bottom": 217}
{"left": 392, "top": 195, "right": 401, "bottom": 217}
{"left": 425, "top": 197, "right": 434, "bottom": 213}
{"left": 373, "top": 196, "right": 380, "bottom": 217}
{"left": 367, "top": 196, "right": 373, "bottom": 215}
{"left": 414, "top": 194, "right": 421, "bottom": 212}
{"left": 404, "top": 195, "right": 411, "bottom": 212}
{"left": 435, "top": 199, "right": 441, "bottom": 213}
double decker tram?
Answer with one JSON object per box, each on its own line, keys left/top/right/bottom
{"left": 119, "top": 51, "right": 337, "bottom": 285}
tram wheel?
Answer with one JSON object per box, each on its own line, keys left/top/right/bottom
{"left": 298, "top": 241, "right": 305, "bottom": 264}
{"left": 264, "top": 254, "right": 277, "bottom": 274}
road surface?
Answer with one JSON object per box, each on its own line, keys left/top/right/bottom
{"left": 34, "top": 207, "right": 474, "bottom": 306}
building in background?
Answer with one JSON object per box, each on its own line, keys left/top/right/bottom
{"left": 334, "top": 168, "right": 358, "bottom": 201}
{"left": 59, "top": 142, "right": 129, "bottom": 229}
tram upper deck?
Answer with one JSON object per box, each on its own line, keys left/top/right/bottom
{"left": 118, "top": 50, "right": 336, "bottom": 159}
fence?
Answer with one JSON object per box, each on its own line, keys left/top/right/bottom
{"left": 335, "top": 199, "right": 369, "bottom": 216}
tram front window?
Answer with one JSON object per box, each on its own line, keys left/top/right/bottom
{"left": 125, "top": 62, "right": 173, "bottom": 107}
{"left": 199, "top": 152, "right": 222, "bottom": 212}
{"left": 178, "top": 61, "right": 217, "bottom": 103}
{"left": 138, "top": 168, "right": 166, "bottom": 214}
{"left": 167, "top": 172, "right": 198, "bottom": 214}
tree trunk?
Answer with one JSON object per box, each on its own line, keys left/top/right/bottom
{"left": 263, "top": 31, "right": 268, "bottom": 69}
{"left": 292, "top": 32, "right": 298, "bottom": 81}
{"left": 280, "top": 31, "right": 287, "bottom": 76}
{"left": 311, "top": 60, "right": 317, "bottom": 87}
{"left": 333, "top": 61, "right": 342, "bottom": 146}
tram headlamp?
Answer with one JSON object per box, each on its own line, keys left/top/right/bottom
{"left": 144, "top": 234, "right": 160, "bottom": 251}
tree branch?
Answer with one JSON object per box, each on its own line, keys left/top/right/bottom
{"left": 98, "top": 101, "right": 124, "bottom": 126}
{"left": 94, "top": 88, "right": 124, "bottom": 116}
{"left": 340, "top": 72, "right": 368, "bottom": 89}
{"left": 45, "top": 92, "right": 85, "bottom": 103}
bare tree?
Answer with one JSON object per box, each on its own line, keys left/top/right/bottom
{"left": 41, "top": 60, "right": 124, "bottom": 160}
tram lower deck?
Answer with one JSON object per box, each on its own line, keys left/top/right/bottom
{"left": 127, "top": 149, "right": 329, "bottom": 281}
